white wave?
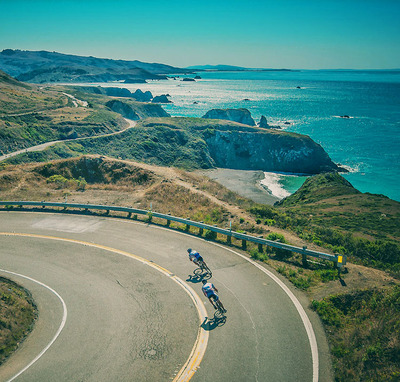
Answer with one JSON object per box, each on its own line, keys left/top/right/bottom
{"left": 259, "top": 173, "right": 291, "bottom": 199}
{"left": 339, "top": 163, "right": 362, "bottom": 173}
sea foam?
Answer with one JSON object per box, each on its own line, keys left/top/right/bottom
{"left": 259, "top": 173, "right": 292, "bottom": 199}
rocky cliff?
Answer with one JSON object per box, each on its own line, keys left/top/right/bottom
{"left": 105, "top": 100, "right": 140, "bottom": 120}
{"left": 203, "top": 124, "right": 344, "bottom": 174}
{"left": 77, "top": 86, "right": 153, "bottom": 102}
{"left": 105, "top": 100, "right": 170, "bottom": 120}
{"left": 202, "top": 108, "right": 256, "bottom": 126}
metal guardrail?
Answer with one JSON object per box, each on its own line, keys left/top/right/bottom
{"left": 0, "top": 201, "right": 346, "bottom": 267}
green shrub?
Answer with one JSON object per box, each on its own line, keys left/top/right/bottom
{"left": 47, "top": 174, "right": 69, "bottom": 188}
{"left": 204, "top": 230, "right": 217, "bottom": 240}
{"left": 311, "top": 299, "right": 344, "bottom": 327}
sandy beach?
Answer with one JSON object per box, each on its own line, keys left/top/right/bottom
{"left": 197, "top": 168, "right": 280, "bottom": 205}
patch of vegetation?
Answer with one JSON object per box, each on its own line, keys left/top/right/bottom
{"left": 312, "top": 286, "right": 400, "bottom": 381}
{"left": 0, "top": 277, "right": 37, "bottom": 365}
{"left": 26, "top": 120, "right": 217, "bottom": 170}
{"left": 47, "top": 174, "right": 87, "bottom": 190}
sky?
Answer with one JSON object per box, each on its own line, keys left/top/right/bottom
{"left": 0, "top": 0, "right": 399, "bottom": 69}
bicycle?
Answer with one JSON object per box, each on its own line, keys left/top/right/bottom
{"left": 196, "top": 259, "right": 212, "bottom": 275}
{"left": 212, "top": 296, "right": 226, "bottom": 315}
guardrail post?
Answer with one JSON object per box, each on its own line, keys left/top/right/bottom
{"left": 166, "top": 213, "right": 171, "bottom": 226}
{"left": 199, "top": 222, "right": 204, "bottom": 236}
{"left": 127, "top": 212, "right": 132, "bottom": 218}
{"left": 105, "top": 210, "right": 110, "bottom": 215}
{"left": 185, "top": 222, "right": 190, "bottom": 232}
{"left": 242, "top": 239, "right": 247, "bottom": 250}
{"left": 227, "top": 235, "right": 232, "bottom": 245}
{"left": 302, "top": 246, "right": 308, "bottom": 268}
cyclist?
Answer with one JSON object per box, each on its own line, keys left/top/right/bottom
{"left": 201, "top": 280, "right": 226, "bottom": 312}
{"left": 187, "top": 248, "right": 205, "bottom": 267}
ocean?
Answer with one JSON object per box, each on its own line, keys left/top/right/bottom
{"left": 95, "top": 70, "right": 400, "bottom": 202}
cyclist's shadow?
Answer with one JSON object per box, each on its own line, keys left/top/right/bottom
{"left": 201, "top": 312, "right": 227, "bottom": 331}
{"left": 186, "top": 268, "right": 212, "bottom": 284}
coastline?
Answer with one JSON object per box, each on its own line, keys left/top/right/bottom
{"left": 197, "top": 168, "right": 280, "bottom": 205}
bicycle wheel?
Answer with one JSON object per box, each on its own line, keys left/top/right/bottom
{"left": 215, "top": 299, "right": 225, "bottom": 315}
{"left": 200, "top": 260, "right": 212, "bottom": 275}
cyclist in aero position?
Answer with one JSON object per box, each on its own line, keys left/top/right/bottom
{"left": 187, "top": 248, "right": 202, "bottom": 265}
{"left": 201, "top": 280, "right": 226, "bottom": 313}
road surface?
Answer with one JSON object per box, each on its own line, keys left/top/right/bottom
{"left": 0, "top": 211, "right": 332, "bottom": 381}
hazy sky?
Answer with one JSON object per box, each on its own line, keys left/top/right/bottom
{"left": 1, "top": 0, "right": 399, "bottom": 69}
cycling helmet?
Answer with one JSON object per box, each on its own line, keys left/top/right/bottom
{"left": 187, "top": 248, "right": 192, "bottom": 253}
{"left": 202, "top": 279, "right": 207, "bottom": 284}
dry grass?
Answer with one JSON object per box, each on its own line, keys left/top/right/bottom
{"left": 0, "top": 277, "right": 37, "bottom": 365}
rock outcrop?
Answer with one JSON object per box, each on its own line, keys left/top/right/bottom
{"left": 103, "top": 87, "right": 133, "bottom": 98}
{"left": 75, "top": 86, "right": 154, "bottom": 102}
{"left": 105, "top": 100, "right": 170, "bottom": 119}
{"left": 204, "top": 126, "right": 345, "bottom": 174}
{"left": 202, "top": 108, "right": 256, "bottom": 126}
{"left": 259, "top": 115, "right": 269, "bottom": 128}
{"left": 152, "top": 95, "right": 172, "bottom": 103}
{"left": 132, "top": 89, "right": 153, "bottom": 102}
{"left": 105, "top": 100, "right": 140, "bottom": 120}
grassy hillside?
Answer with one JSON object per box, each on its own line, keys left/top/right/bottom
{"left": 312, "top": 286, "right": 400, "bottom": 382}
{"left": 3, "top": 116, "right": 342, "bottom": 175}
{"left": 0, "top": 72, "right": 173, "bottom": 156}
{"left": 0, "top": 70, "right": 65, "bottom": 115}
{"left": 0, "top": 71, "right": 129, "bottom": 153}
{"left": 271, "top": 173, "right": 400, "bottom": 276}
{"left": 1, "top": 117, "right": 273, "bottom": 168}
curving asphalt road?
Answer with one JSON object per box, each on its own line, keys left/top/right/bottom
{"left": 0, "top": 211, "right": 333, "bottom": 381}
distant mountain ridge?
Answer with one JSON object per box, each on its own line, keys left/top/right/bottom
{"left": 0, "top": 49, "right": 192, "bottom": 83}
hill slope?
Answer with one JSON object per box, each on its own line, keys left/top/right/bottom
{"left": 274, "top": 172, "right": 400, "bottom": 272}
{"left": 0, "top": 49, "right": 191, "bottom": 83}
{"left": 5, "top": 117, "right": 344, "bottom": 174}
{"left": 0, "top": 71, "right": 168, "bottom": 155}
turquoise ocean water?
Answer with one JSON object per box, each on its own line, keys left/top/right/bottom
{"left": 98, "top": 70, "right": 400, "bottom": 201}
